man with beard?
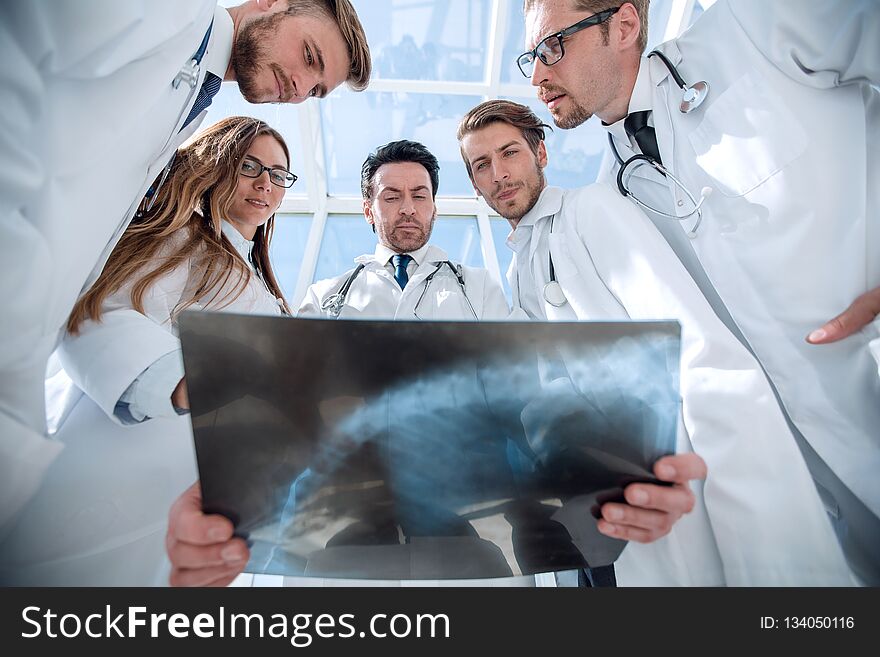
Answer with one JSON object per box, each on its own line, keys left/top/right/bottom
{"left": 298, "top": 139, "right": 510, "bottom": 321}
{"left": 519, "top": 0, "right": 880, "bottom": 584}
{"left": 455, "top": 99, "right": 853, "bottom": 586}
{"left": 0, "top": 0, "right": 370, "bottom": 533}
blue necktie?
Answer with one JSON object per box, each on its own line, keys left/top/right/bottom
{"left": 182, "top": 72, "right": 222, "bottom": 131}
{"left": 392, "top": 254, "right": 413, "bottom": 289}
{"left": 181, "top": 21, "right": 220, "bottom": 131}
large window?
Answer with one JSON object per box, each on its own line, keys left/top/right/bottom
{"left": 208, "top": 0, "right": 703, "bottom": 311}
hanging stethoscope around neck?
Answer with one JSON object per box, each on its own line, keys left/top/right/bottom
{"left": 320, "top": 259, "right": 478, "bottom": 319}
{"left": 608, "top": 49, "right": 713, "bottom": 239}
{"left": 543, "top": 213, "right": 567, "bottom": 308}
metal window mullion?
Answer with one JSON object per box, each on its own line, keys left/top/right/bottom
{"left": 485, "top": 0, "right": 509, "bottom": 99}
{"left": 476, "top": 207, "right": 503, "bottom": 287}
{"left": 663, "top": 0, "right": 696, "bottom": 41}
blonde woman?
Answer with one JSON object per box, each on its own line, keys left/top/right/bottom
{"left": 1, "top": 117, "right": 294, "bottom": 585}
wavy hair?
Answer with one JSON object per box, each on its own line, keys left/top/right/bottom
{"left": 68, "top": 116, "right": 292, "bottom": 334}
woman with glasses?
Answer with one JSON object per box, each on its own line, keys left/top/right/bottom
{"left": 0, "top": 117, "right": 295, "bottom": 585}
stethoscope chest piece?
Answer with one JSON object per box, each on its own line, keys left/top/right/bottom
{"left": 543, "top": 281, "right": 567, "bottom": 307}
{"left": 680, "top": 80, "right": 709, "bottom": 113}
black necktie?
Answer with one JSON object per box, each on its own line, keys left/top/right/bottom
{"left": 624, "top": 110, "right": 662, "bottom": 165}
{"left": 392, "top": 254, "right": 413, "bottom": 289}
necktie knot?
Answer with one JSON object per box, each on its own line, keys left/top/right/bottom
{"left": 392, "top": 254, "right": 413, "bottom": 289}
{"left": 624, "top": 110, "right": 662, "bottom": 164}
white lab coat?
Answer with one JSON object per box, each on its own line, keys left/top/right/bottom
{"left": 0, "top": 0, "right": 220, "bottom": 531}
{"left": 292, "top": 244, "right": 534, "bottom": 587}
{"left": 508, "top": 184, "right": 853, "bottom": 585}
{"left": 596, "top": 0, "right": 879, "bottom": 581}
{"left": 299, "top": 244, "right": 511, "bottom": 321}
{"left": 0, "top": 227, "right": 285, "bottom": 585}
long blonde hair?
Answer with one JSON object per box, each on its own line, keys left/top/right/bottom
{"left": 68, "top": 116, "right": 292, "bottom": 334}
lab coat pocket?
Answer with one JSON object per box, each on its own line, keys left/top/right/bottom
{"left": 688, "top": 73, "right": 807, "bottom": 197}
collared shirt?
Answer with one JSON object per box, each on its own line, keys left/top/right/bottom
{"left": 374, "top": 242, "right": 431, "bottom": 291}
{"left": 204, "top": 6, "right": 234, "bottom": 80}
{"left": 604, "top": 56, "right": 656, "bottom": 155}
{"left": 506, "top": 186, "right": 566, "bottom": 320}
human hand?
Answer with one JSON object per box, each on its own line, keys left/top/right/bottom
{"left": 171, "top": 377, "right": 189, "bottom": 410}
{"left": 597, "top": 453, "right": 707, "bottom": 543}
{"left": 166, "top": 481, "right": 249, "bottom": 586}
{"left": 807, "top": 287, "right": 880, "bottom": 344}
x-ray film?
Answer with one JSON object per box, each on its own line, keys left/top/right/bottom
{"left": 179, "top": 312, "right": 681, "bottom": 580}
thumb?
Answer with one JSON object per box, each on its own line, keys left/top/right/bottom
{"left": 807, "top": 287, "right": 880, "bottom": 344}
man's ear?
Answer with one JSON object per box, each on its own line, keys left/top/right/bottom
{"left": 614, "top": 2, "right": 642, "bottom": 51}
{"left": 363, "top": 199, "right": 376, "bottom": 232}
{"left": 256, "top": 0, "right": 283, "bottom": 15}
{"left": 537, "top": 140, "right": 548, "bottom": 169}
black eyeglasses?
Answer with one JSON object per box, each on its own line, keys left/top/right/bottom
{"left": 516, "top": 7, "right": 620, "bottom": 78}
{"left": 239, "top": 157, "right": 298, "bottom": 188}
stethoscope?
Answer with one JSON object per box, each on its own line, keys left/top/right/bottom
{"left": 543, "top": 214, "right": 567, "bottom": 308}
{"left": 608, "top": 49, "right": 713, "bottom": 238}
{"left": 320, "top": 260, "right": 478, "bottom": 319}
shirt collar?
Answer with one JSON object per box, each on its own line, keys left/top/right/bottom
{"left": 506, "top": 185, "right": 562, "bottom": 252}
{"left": 221, "top": 220, "right": 254, "bottom": 264}
{"left": 373, "top": 242, "right": 432, "bottom": 267}
{"left": 602, "top": 56, "right": 655, "bottom": 144}
{"left": 205, "top": 7, "right": 234, "bottom": 79}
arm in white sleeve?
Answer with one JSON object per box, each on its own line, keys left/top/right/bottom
{"left": 116, "top": 350, "right": 186, "bottom": 424}
{"left": 59, "top": 247, "right": 191, "bottom": 424}
{"left": 296, "top": 284, "right": 325, "bottom": 318}
{"left": 574, "top": 183, "right": 852, "bottom": 585}
{"left": 727, "top": 0, "right": 880, "bottom": 87}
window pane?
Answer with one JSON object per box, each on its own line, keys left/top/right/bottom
{"left": 322, "top": 91, "right": 484, "bottom": 196}
{"left": 429, "top": 216, "right": 484, "bottom": 267}
{"left": 269, "top": 214, "right": 313, "bottom": 298}
{"left": 200, "top": 85, "right": 308, "bottom": 197}
{"left": 490, "top": 218, "right": 514, "bottom": 304}
{"left": 354, "top": 0, "right": 492, "bottom": 82}
{"left": 501, "top": 0, "right": 527, "bottom": 83}
{"left": 313, "top": 215, "right": 376, "bottom": 283}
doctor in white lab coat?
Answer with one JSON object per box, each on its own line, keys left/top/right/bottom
{"left": 522, "top": 0, "right": 880, "bottom": 584}
{"left": 0, "top": 117, "right": 295, "bottom": 585}
{"left": 457, "top": 100, "right": 853, "bottom": 585}
{"left": 0, "top": 0, "right": 371, "bottom": 533}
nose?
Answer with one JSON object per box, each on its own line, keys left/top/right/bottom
{"left": 253, "top": 168, "right": 272, "bottom": 192}
{"left": 530, "top": 57, "right": 549, "bottom": 87}
{"left": 491, "top": 159, "right": 509, "bottom": 184}
{"left": 399, "top": 194, "right": 416, "bottom": 216}
{"left": 293, "top": 71, "right": 319, "bottom": 100}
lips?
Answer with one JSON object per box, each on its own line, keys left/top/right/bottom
{"left": 246, "top": 199, "right": 269, "bottom": 208}
{"left": 495, "top": 186, "right": 520, "bottom": 202}
{"left": 540, "top": 86, "right": 566, "bottom": 110}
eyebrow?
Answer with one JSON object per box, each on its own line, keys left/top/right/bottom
{"left": 380, "top": 185, "right": 431, "bottom": 194}
{"left": 470, "top": 140, "right": 523, "bottom": 167}
{"left": 312, "top": 41, "right": 328, "bottom": 98}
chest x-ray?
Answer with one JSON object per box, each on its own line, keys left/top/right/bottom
{"left": 179, "top": 312, "right": 681, "bottom": 579}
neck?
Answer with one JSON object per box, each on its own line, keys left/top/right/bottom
{"left": 223, "top": 5, "right": 247, "bottom": 81}
{"left": 227, "top": 219, "right": 256, "bottom": 241}
{"left": 597, "top": 53, "right": 640, "bottom": 124}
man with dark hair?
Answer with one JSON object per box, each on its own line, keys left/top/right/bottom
{"left": 298, "top": 139, "right": 508, "bottom": 321}
{"left": 456, "top": 98, "right": 853, "bottom": 586}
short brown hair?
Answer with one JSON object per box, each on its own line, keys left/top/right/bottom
{"left": 523, "top": 1, "right": 650, "bottom": 54}
{"left": 456, "top": 100, "right": 551, "bottom": 181}
{"left": 286, "top": 0, "right": 372, "bottom": 91}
